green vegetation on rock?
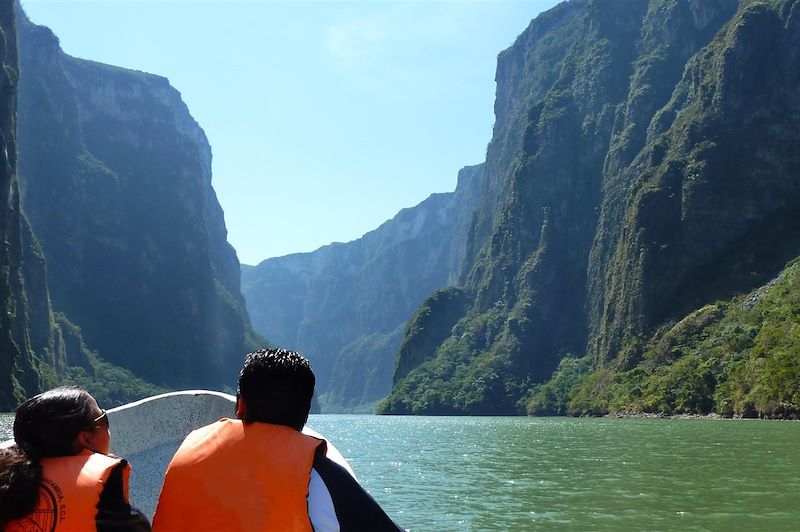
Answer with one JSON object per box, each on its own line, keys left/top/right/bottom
{"left": 530, "top": 259, "right": 800, "bottom": 419}
{"left": 47, "top": 314, "right": 167, "bottom": 407}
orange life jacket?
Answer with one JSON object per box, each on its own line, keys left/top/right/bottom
{"left": 152, "top": 418, "right": 325, "bottom": 532}
{"left": 5, "top": 449, "right": 127, "bottom": 532}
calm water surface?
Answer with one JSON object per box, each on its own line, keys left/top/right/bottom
{"left": 2, "top": 414, "right": 798, "bottom": 530}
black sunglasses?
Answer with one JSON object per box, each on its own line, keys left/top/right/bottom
{"left": 86, "top": 409, "right": 109, "bottom": 430}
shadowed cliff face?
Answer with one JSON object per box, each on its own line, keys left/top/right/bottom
{"left": 15, "top": 13, "right": 259, "bottom": 391}
{"left": 0, "top": 2, "right": 41, "bottom": 406}
{"left": 381, "top": 0, "right": 766, "bottom": 415}
{"left": 0, "top": 4, "right": 102, "bottom": 409}
{"left": 463, "top": 0, "right": 587, "bottom": 275}
{"left": 242, "top": 164, "right": 482, "bottom": 411}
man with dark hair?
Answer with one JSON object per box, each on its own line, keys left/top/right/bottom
{"left": 152, "top": 348, "right": 401, "bottom": 531}
{"left": 237, "top": 348, "right": 315, "bottom": 430}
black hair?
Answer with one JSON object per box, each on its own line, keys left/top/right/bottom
{"left": 0, "top": 446, "right": 41, "bottom": 526}
{"left": 0, "top": 386, "right": 97, "bottom": 526}
{"left": 13, "top": 386, "right": 97, "bottom": 457}
{"left": 238, "top": 348, "right": 315, "bottom": 431}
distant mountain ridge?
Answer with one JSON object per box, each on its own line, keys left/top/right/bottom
{"left": 242, "top": 164, "right": 482, "bottom": 411}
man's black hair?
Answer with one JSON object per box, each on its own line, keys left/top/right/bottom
{"left": 238, "top": 348, "right": 315, "bottom": 430}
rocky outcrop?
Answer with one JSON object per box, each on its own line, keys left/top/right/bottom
{"left": 242, "top": 164, "right": 482, "bottom": 410}
{"left": 392, "top": 287, "right": 468, "bottom": 385}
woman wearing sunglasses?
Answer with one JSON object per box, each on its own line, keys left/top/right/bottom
{"left": 0, "top": 386, "right": 150, "bottom": 531}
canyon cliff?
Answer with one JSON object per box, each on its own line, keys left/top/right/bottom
{"left": 382, "top": 0, "right": 800, "bottom": 417}
{"left": 0, "top": 6, "right": 261, "bottom": 409}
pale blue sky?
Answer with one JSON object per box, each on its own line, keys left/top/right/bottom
{"left": 21, "top": 0, "right": 558, "bottom": 265}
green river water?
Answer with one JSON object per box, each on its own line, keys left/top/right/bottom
{"left": 2, "top": 414, "right": 799, "bottom": 530}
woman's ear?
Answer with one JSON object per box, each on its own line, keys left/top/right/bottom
{"left": 75, "top": 430, "right": 93, "bottom": 452}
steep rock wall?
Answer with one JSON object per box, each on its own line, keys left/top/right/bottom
{"left": 16, "top": 13, "right": 259, "bottom": 390}
{"left": 590, "top": 0, "right": 800, "bottom": 366}
{"left": 382, "top": 0, "right": 743, "bottom": 415}
{"left": 0, "top": 4, "right": 97, "bottom": 408}
{"left": 0, "top": 1, "right": 41, "bottom": 405}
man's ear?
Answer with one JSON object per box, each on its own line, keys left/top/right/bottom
{"left": 236, "top": 393, "right": 247, "bottom": 420}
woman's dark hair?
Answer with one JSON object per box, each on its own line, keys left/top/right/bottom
{"left": 0, "top": 446, "right": 42, "bottom": 525}
{"left": 13, "top": 386, "right": 97, "bottom": 457}
{"left": 238, "top": 348, "right": 315, "bottom": 430}
{"left": 0, "top": 386, "right": 97, "bottom": 525}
